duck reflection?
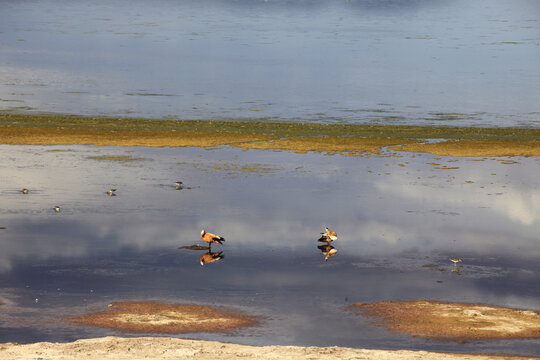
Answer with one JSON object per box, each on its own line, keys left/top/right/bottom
{"left": 199, "top": 251, "right": 224, "bottom": 266}
{"left": 318, "top": 244, "right": 338, "bottom": 262}
{"left": 177, "top": 244, "right": 225, "bottom": 266}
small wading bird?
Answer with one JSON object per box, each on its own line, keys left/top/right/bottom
{"left": 450, "top": 258, "right": 462, "bottom": 268}
{"left": 53, "top": 206, "right": 61, "bottom": 213}
{"left": 106, "top": 189, "right": 116, "bottom": 196}
{"left": 200, "top": 251, "right": 224, "bottom": 266}
{"left": 21, "top": 188, "right": 29, "bottom": 194}
{"left": 175, "top": 181, "right": 183, "bottom": 190}
{"left": 318, "top": 227, "right": 338, "bottom": 243}
{"left": 200, "top": 229, "right": 225, "bottom": 246}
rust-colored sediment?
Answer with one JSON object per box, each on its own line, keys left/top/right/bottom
{"left": 0, "top": 126, "right": 274, "bottom": 148}
{"left": 352, "top": 300, "right": 540, "bottom": 341}
{"left": 66, "top": 301, "right": 258, "bottom": 333}
{"left": 234, "top": 136, "right": 418, "bottom": 155}
{"left": 396, "top": 140, "right": 540, "bottom": 157}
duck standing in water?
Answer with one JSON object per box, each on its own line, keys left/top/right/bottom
{"left": 200, "top": 229, "right": 225, "bottom": 246}
{"left": 318, "top": 227, "right": 338, "bottom": 243}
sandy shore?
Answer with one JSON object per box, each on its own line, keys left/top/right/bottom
{"left": 1, "top": 336, "right": 538, "bottom": 360}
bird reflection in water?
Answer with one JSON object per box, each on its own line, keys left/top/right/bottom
{"left": 178, "top": 245, "right": 224, "bottom": 266}
{"left": 318, "top": 244, "right": 338, "bottom": 261}
{"left": 199, "top": 251, "right": 224, "bottom": 266}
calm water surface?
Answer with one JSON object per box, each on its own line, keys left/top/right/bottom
{"left": 1, "top": 0, "right": 539, "bottom": 127}
{"left": 0, "top": 144, "right": 539, "bottom": 356}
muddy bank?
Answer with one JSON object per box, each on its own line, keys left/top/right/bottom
{"left": 0, "top": 336, "right": 537, "bottom": 360}
{"left": 1, "top": 114, "right": 538, "bottom": 157}
{"left": 352, "top": 300, "right": 540, "bottom": 341}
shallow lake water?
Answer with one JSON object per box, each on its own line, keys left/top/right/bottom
{"left": 0, "top": 144, "right": 539, "bottom": 356}
{"left": 1, "top": 0, "right": 539, "bottom": 127}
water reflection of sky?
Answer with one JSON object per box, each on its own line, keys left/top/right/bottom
{"left": 0, "top": 145, "right": 539, "bottom": 355}
{"left": 1, "top": 0, "right": 539, "bottom": 127}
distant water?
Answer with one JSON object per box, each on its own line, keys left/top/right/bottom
{"left": 1, "top": 0, "right": 539, "bottom": 127}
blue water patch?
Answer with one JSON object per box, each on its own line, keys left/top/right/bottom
{"left": 0, "top": 0, "right": 539, "bottom": 127}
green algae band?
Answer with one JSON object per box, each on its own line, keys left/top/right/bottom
{"left": 1, "top": 114, "right": 539, "bottom": 157}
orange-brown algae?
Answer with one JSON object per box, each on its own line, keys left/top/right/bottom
{"left": 352, "top": 300, "right": 540, "bottom": 341}
{"left": 66, "top": 301, "right": 258, "bottom": 334}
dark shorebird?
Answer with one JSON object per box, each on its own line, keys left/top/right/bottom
{"left": 53, "top": 206, "right": 61, "bottom": 213}
{"left": 318, "top": 226, "right": 338, "bottom": 243}
{"left": 175, "top": 181, "right": 183, "bottom": 190}
{"left": 106, "top": 189, "right": 117, "bottom": 196}
{"left": 200, "top": 251, "right": 224, "bottom": 266}
{"left": 200, "top": 229, "right": 225, "bottom": 246}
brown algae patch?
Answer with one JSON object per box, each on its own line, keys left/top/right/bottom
{"left": 352, "top": 300, "right": 540, "bottom": 340}
{"left": 396, "top": 140, "right": 540, "bottom": 157}
{"left": 66, "top": 301, "right": 258, "bottom": 333}
{"left": 0, "top": 126, "right": 275, "bottom": 149}
{"left": 434, "top": 166, "right": 460, "bottom": 170}
{"left": 234, "top": 136, "right": 418, "bottom": 156}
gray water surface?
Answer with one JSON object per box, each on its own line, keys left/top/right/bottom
{"left": 1, "top": 0, "right": 539, "bottom": 127}
{"left": 0, "top": 145, "right": 539, "bottom": 356}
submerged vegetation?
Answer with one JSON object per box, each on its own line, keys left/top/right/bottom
{"left": 87, "top": 155, "right": 152, "bottom": 162}
{"left": 0, "top": 114, "right": 538, "bottom": 157}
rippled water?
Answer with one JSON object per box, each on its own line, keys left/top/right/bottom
{"left": 1, "top": 0, "right": 539, "bottom": 127}
{"left": 0, "top": 145, "right": 539, "bottom": 356}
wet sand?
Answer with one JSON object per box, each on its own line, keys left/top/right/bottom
{"left": 1, "top": 336, "right": 538, "bottom": 360}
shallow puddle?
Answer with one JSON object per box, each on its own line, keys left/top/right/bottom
{"left": 0, "top": 145, "right": 539, "bottom": 356}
